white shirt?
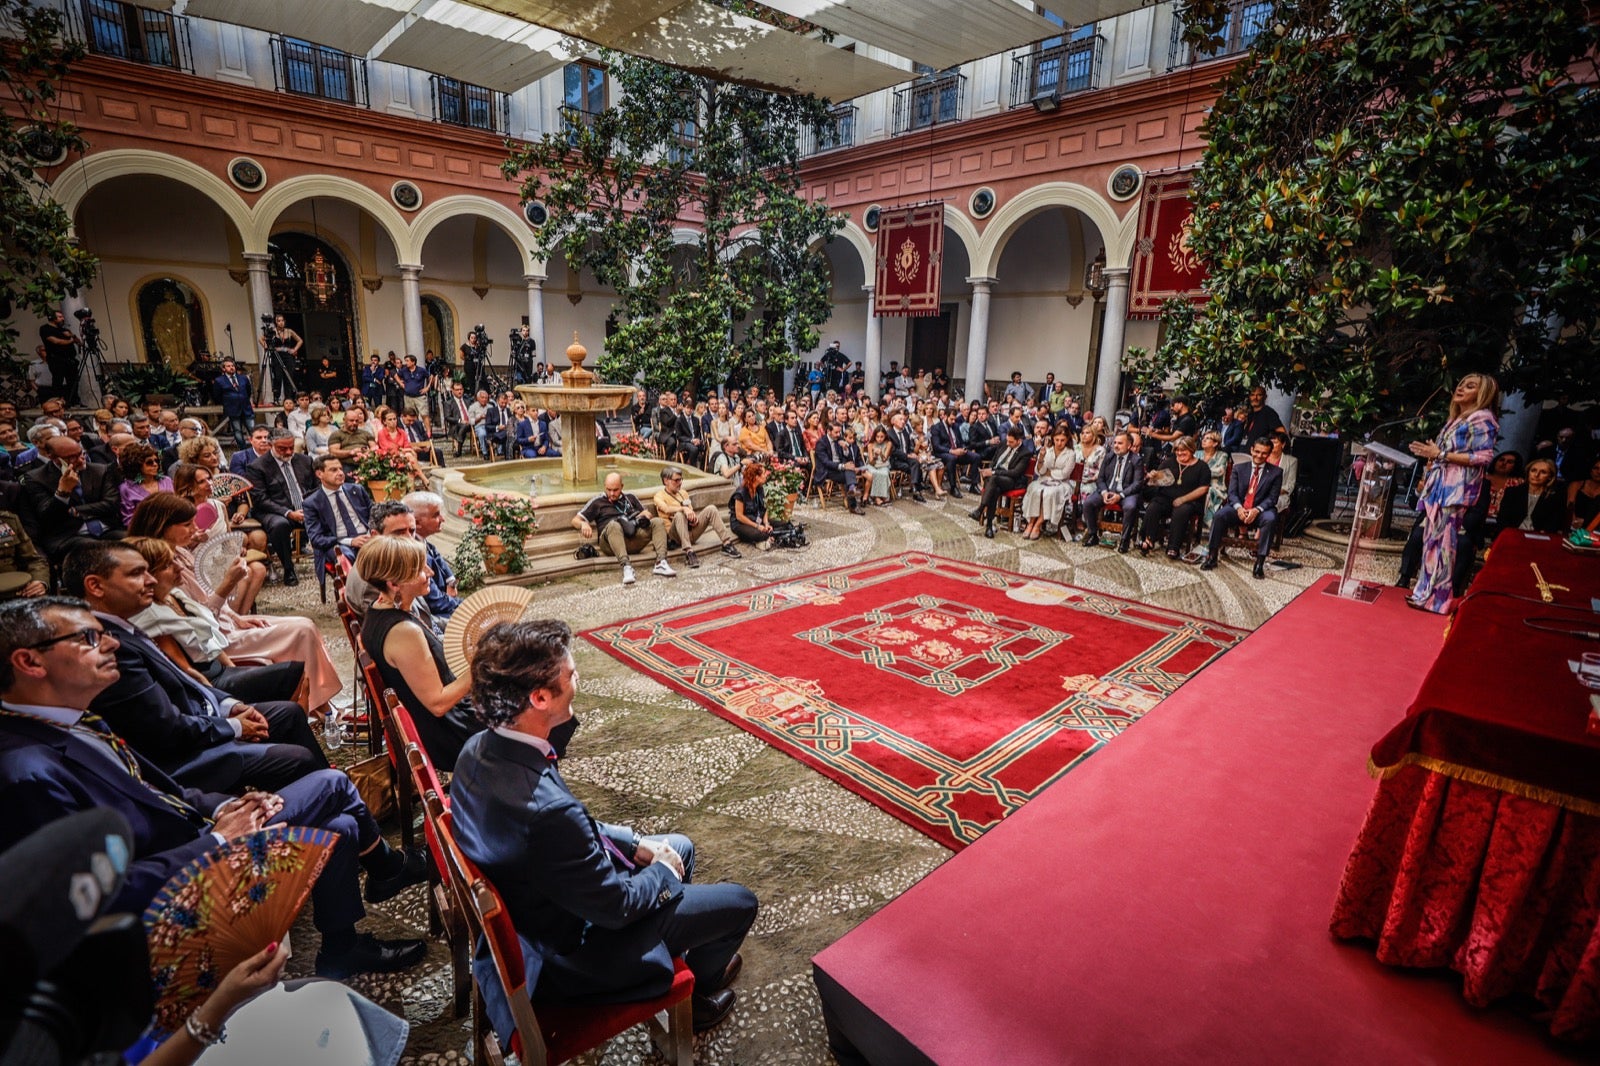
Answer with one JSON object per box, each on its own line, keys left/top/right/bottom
{"left": 287, "top": 409, "right": 311, "bottom": 440}
{"left": 1, "top": 700, "right": 126, "bottom": 774}
{"left": 97, "top": 612, "right": 241, "bottom": 731}
{"left": 492, "top": 725, "right": 555, "bottom": 759}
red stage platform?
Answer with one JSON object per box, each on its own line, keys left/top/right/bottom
{"left": 812, "top": 576, "right": 1593, "bottom": 1064}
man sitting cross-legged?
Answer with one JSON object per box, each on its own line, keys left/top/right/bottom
{"left": 1081, "top": 430, "right": 1145, "bottom": 552}
{"left": 1200, "top": 437, "right": 1283, "bottom": 580}
{"left": 652, "top": 466, "right": 741, "bottom": 569}
{"left": 813, "top": 422, "right": 865, "bottom": 514}
{"left": 0, "top": 596, "right": 428, "bottom": 978}
{"left": 449, "top": 619, "right": 758, "bottom": 1035}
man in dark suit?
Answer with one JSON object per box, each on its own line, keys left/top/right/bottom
{"left": 228, "top": 425, "right": 272, "bottom": 476}
{"left": 971, "top": 426, "right": 1030, "bottom": 538}
{"left": 886, "top": 410, "right": 927, "bottom": 502}
{"left": 245, "top": 429, "right": 315, "bottom": 586}
{"left": 0, "top": 595, "right": 430, "bottom": 977}
{"left": 66, "top": 542, "right": 325, "bottom": 793}
{"left": 1201, "top": 437, "right": 1283, "bottom": 579}
{"left": 814, "top": 423, "right": 864, "bottom": 514}
{"left": 450, "top": 620, "right": 756, "bottom": 1035}
{"left": 213, "top": 358, "right": 255, "bottom": 449}
{"left": 18, "top": 435, "right": 122, "bottom": 561}
{"left": 928, "top": 409, "right": 974, "bottom": 500}
{"left": 966, "top": 400, "right": 1002, "bottom": 474}
{"left": 773, "top": 410, "right": 811, "bottom": 480}
{"left": 302, "top": 455, "right": 375, "bottom": 561}
{"left": 483, "top": 392, "right": 511, "bottom": 461}
{"left": 1082, "top": 430, "right": 1145, "bottom": 552}
{"left": 442, "top": 381, "right": 474, "bottom": 457}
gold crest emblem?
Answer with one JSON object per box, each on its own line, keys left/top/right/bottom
{"left": 893, "top": 237, "right": 921, "bottom": 284}
{"left": 1167, "top": 211, "right": 1200, "bottom": 275}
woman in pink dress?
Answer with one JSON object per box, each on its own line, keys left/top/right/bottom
{"left": 128, "top": 492, "right": 343, "bottom": 718}
{"left": 172, "top": 461, "right": 268, "bottom": 614}
{"left": 1406, "top": 373, "right": 1500, "bottom": 613}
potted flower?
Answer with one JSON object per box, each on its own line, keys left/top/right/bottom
{"left": 454, "top": 491, "right": 540, "bottom": 591}
{"left": 354, "top": 448, "right": 415, "bottom": 503}
{"left": 762, "top": 457, "right": 808, "bottom": 524}
{"left": 611, "top": 433, "right": 653, "bottom": 458}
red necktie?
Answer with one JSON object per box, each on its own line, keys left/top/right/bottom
{"left": 1243, "top": 465, "right": 1261, "bottom": 510}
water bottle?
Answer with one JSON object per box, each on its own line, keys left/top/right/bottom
{"left": 324, "top": 703, "right": 345, "bottom": 751}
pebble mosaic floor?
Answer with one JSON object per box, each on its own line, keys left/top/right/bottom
{"left": 258, "top": 489, "right": 1388, "bottom": 1065}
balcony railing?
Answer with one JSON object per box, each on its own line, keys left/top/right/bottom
{"left": 1169, "top": 0, "right": 1274, "bottom": 68}
{"left": 69, "top": 0, "right": 192, "bottom": 73}
{"left": 430, "top": 75, "right": 508, "bottom": 134}
{"left": 270, "top": 36, "right": 369, "bottom": 107}
{"left": 802, "top": 104, "right": 857, "bottom": 155}
{"left": 892, "top": 72, "right": 965, "bottom": 136}
{"left": 1009, "top": 35, "right": 1103, "bottom": 109}
{"left": 559, "top": 103, "right": 606, "bottom": 146}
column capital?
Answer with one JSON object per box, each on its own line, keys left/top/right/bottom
{"left": 397, "top": 264, "right": 423, "bottom": 280}
{"left": 966, "top": 275, "right": 998, "bottom": 291}
{"left": 861, "top": 282, "right": 875, "bottom": 295}
{"left": 1102, "top": 267, "right": 1131, "bottom": 284}
{"left": 524, "top": 274, "right": 547, "bottom": 286}
{"left": 242, "top": 252, "right": 271, "bottom": 267}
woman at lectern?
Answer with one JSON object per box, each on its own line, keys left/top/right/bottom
{"left": 1406, "top": 373, "right": 1500, "bottom": 613}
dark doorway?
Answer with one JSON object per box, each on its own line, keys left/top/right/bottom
{"left": 267, "top": 232, "right": 356, "bottom": 393}
{"left": 906, "top": 303, "right": 958, "bottom": 375}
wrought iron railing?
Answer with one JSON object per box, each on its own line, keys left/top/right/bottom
{"left": 559, "top": 103, "right": 605, "bottom": 145}
{"left": 803, "top": 104, "right": 857, "bottom": 155}
{"left": 68, "top": 0, "right": 192, "bottom": 73}
{"left": 892, "top": 72, "right": 965, "bottom": 136}
{"left": 270, "top": 35, "right": 369, "bottom": 107}
{"left": 430, "top": 75, "right": 509, "bottom": 134}
{"left": 1169, "top": 0, "right": 1274, "bottom": 68}
{"left": 1009, "top": 35, "right": 1103, "bottom": 109}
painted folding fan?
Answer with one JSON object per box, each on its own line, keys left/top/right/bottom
{"left": 193, "top": 531, "right": 247, "bottom": 594}
{"left": 142, "top": 826, "right": 336, "bottom": 1037}
{"left": 208, "top": 472, "right": 253, "bottom": 501}
{"left": 442, "top": 586, "right": 537, "bottom": 677}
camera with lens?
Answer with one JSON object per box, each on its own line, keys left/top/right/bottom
{"left": 260, "top": 313, "right": 275, "bottom": 328}
{"left": 773, "top": 523, "right": 808, "bottom": 549}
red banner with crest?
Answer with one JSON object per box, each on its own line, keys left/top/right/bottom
{"left": 874, "top": 203, "right": 944, "bottom": 317}
{"left": 1131, "top": 172, "right": 1208, "bottom": 317}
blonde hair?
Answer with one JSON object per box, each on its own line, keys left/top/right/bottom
{"left": 123, "top": 535, "right": 175, "bottom": 572}
{"left": 177, "top": 435, "right": 222, "bottom": 465}
{"left": 355, "top": 535, "right": 426, "bottom": 592}
{"left": 1448, "top": 373, "right": 1501, "bottom": 422}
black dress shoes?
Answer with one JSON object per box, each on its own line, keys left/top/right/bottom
{"left": 1199, "top": 554, "right": 1218, "bottom": 571}
{"left": 692, "top": 989, "right": 737, "bottom": 1032}
{"left": 950, "top": 487, "right": 964, "bottom": 499}
{"left": 365, "top": 846, "right": 429, "bottom": 903}
{"left": 1116, "top": 539, "right": 1131, "bottom": 554}
{"left": 984, "top": 521, "right": 996, "bottom": 538}
{"left": 912, "top": 492, "right": 927, "bottom": 503}
{"left": 1081, "top": 534, "right": 1100, "bottom": 548}
{"left": 315, "top": 933, "right": 428, "bottom": 978}
{"left": 1252, "top": 559, "right": 1267, "bottom": 579}
{"left": 712, "top": 952, "right": 742, "bottom": 992}
{"left": 967, "top": 508, "right": 983, "bottom": 521}
{"left": 282, "top": 571, "right": 300, "bottom": 587}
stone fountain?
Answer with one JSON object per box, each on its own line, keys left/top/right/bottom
{"left": 514, "top": 332, "right": 636, "bottom": 486}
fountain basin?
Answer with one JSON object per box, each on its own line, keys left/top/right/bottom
{"left": 515, "top": 383, "right": 636, "bottom": 414}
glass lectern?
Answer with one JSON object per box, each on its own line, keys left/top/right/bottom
{"left": 1335, "top": 440, "right": 1417, "bottom": 602}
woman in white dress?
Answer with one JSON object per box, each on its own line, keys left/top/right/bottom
{"left": 1074, "top": 425, "right": 1107, "bottom": 541}
{"left": 1020, "top": 423, "right": 1079, "bottom": 540}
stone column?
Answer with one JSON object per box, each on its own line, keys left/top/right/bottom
{"left": 862, "top": 283, "right": 882, "bottom": 402}
{"left": 1265, "top": 386, "right": 1295, "bottom": 433}
{"left": 782, "top": 366, "right": 796, "bottom": 397}
{"left": 1092, "top": 268, "right": 1130, "bottom": 418}
{"left": 965, "top": 276, "right": 997, "bottom": 403}
{"left": 525, "top": 274, "right": 547, "bottom": 370}
{"left": 1497, "top": 392, "right": 1541, "bottom": 461}
{"left": 243, "top": 252, "right": 275, "bottom": 403}
{"left": 399, "top": 265, "right": 425, "bottom": 360}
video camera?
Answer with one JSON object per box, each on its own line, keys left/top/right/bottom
{"left": 73, "top": 308, "right": 101, "bottom": 353}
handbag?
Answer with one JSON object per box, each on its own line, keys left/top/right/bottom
{"left": 346, "top": 753, "right": 396, "bottom": 822}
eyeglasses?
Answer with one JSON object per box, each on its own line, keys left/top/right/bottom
{"left": 25, "top": 626, "right": 108, "bottom": 652}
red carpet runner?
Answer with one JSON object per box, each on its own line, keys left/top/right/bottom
{"left": 583, "top": 553, "right": 1245, "bottom": 848}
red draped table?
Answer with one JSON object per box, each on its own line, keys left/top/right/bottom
{"left": 1331, "top": 531, "right": 1600, "bottom": 1042}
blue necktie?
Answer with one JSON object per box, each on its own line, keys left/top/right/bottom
{"left": 333, "top": 490, "right": 364, "bottom": 540}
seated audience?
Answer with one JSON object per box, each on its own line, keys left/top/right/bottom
{"left": 1081, "top": 430, "right": 1143, "bottom": 551}
{"left": 1138, "top": 437, "right": 1212, "bottom": 559}
{"left": 341, "top": 501, "right": 426, "bottom": 623}
{"left": 449, "top": 619, "right": 757, "bottom": 1033}
{"left": 864, "top": 427, "right": 893, "bottom": 506}
{"left": 118, "top": 442, "right": 173, "bottom": 529}
{"left": 357, "top": 536, "right": 479, "bottom": 772}
{"left": 971, "top": 426, "right": 1030, "bottom": 538}
{"left": 171, "top": 461, "right": 267, "bottom": 614}
{"left": 245, "top": 428, "right": 317, "bottom": 587}
{"left": 1020, "top": 423, "right": 1078, "bottom": 541}
{"left": 0, "top": 596, "right": 429, "bottom": 978}
{"left": 1495, "top": 458, "right": 1564, "bottom": 535}
{"left": 1201, "top": 437, "right": 1283, "bottom": 579}
{"left": 19, "top": 434, "right": 122, "bottom": 561}
{"left": 1568, "top": 456, "right": 1600, "bottom": 530}
{"left": 813, "top": 423, "right": 865, "bottom": 514}
{"left": 653, "top": 466, "right": 741, "bottom": 567}
{"left": 0, "top": 506, "right": 48, "bottom": 601}
{"left": 737, "top": 408, "right": 772, "bottom": 457}
{"left": 303, "top": 454, "right": 375, "bottom": 560}
{"left": 929, "top": 407, "right": 976, "bottom": 500}
{"left": 403, "top": 490, "right": 462, "bottom": 621}
{"left": 573, "top": 472, "right": 675, "bottom": 586}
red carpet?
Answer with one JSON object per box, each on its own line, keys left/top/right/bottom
{"left": 583, "top": 553, "right": 1246, "bottom": 849}
{"left": 811, "top": 576, "right": 1591, "bottom": 1064}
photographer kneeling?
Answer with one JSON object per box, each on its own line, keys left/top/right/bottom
{"left": 573, "top": 472, "right": 676, "bottom": 586}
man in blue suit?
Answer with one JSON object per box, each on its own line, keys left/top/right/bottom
{"left": 228, "top": 425, "right": 272, "bottom": 475}
{"left": 929, "top": 407, "right": 976, "bottom": 500}
{"left": 212, "top": 358, "right": 255, "bottom": 449}
{"left": 1201, "top": 437, "right": 1283, "bottom": 579}
{"left": 450, "top": 620, "right": 756, "bottom": 1036}
{"left": 302, "top": 455, "right": 375, "bottom": 561}
{"left": 1081, "top": 429, "right": 1145, "bottom": 552}
{"left": 0, "top": 596, "right": 428, "bottom": 977}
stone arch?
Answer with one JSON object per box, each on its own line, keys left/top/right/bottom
{"left": 250, "top": 174, "right": 412, "bottom": 261}
{"left": 670, "top": 227, "right": 703, "bottom": 247}
{"left": 941, "top": 206, "right": 981, "bottom": 273}
{"left": 50, "top": 149, "right": 254, "bottom": 245}
{"left": 811, "top": 220, "right": 873, "bottom": 280}
{"left": 973, "top": 182, "right": 1134, "bottom": 278}
{"left": 411, "top": 195, "right": 542, "bottom": 274}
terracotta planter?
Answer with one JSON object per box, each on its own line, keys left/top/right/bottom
{"left": 366, "top": 480, "right": 388, "bottom": 503}
{"left": 786, "top": 492, "right": 800, "bottom": 509}
{"left": 482, "top": 534, "right": 510, "bottom": 575}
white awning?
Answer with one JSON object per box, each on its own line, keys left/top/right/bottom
{"left": 181, "top": 0, "right": 416, "bottom": 55}
{"left": 758, "top": 0, "right": 1062, "bottom": 71}
{"left": 372, "top": 1, "right": 570, "bottom": 95}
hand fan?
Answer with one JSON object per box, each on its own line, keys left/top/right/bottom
{"left": 209, "top": 472, "right": 253, "bottom": 500}
{"left": 142, "top": 826, "right": 336, "bottom": 1037}
{"left": 193, "top": 531, "right": 246, "bottom": 594}
{"left": 1145, "top": 469, "right": 1175, "bottom": 487}
{"left": 442, "top": 586, "right": 537, "bottom": 677}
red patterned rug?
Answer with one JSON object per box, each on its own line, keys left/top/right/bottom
{"left": 582, "top": 554, "right": 1248, "bottom": 849}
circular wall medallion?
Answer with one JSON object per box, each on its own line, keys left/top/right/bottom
{"left": 1108, "top": 164, "right": 1143, "bottom": 202}
{"left": 227, "top": 157, "right": 267, "bottom": 192}
{"left": 863, "top": 205, "right": 881, "bottom": 232}
{"left": 523, "top": 201, "right": 549, "bottom": 226}
{"left": 391, "top": 181, "right": 422, "bottom": 211}
{"left": 18, "top": 126, "right": 67, "bottom": 167}
{"left": 969, "top": 187, "right": 996, "bottom": 219}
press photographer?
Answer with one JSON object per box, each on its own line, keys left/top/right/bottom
{"left": 257, "top": 314, "right": 302, "bottom": 402}
{"left": 38, "top": 311, "right": 80, "bottom": 405}
{"left": 508, "top": 325, "right": 535, "bottom": 385}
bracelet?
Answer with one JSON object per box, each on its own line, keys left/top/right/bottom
{"left": 185, "top": 1011, "right": 226, "bottom": 1046}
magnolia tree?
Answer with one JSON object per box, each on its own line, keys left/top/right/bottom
{"left": 504, "top": 50, "right": 843, "bottom": 393}
{"left": 0, "top": 0, "right": 98, "bottom": 360}
{"left": 1160, "top": 0, "right": 1600, "bottom": 430}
